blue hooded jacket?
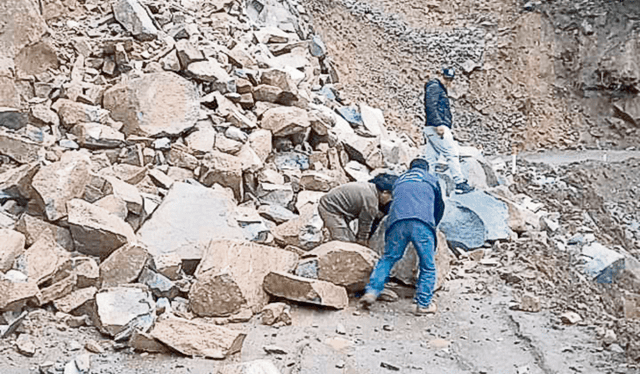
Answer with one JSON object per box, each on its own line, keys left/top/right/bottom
{"left": 424, "top": 79, "right": 452, "bottom": 129}
{"left": 386, "top": 167, "right": 445, "bottom": 234}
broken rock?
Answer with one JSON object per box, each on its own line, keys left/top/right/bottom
{"left": 67, "top": 199, "right": 136, "bottom": 259}
{"left": 0, "top": 130, "right": 43, "bottom": 164}
{"left": 99, "top": 243, "right": 152, "bottom": 288}
{"left": 31, "top": 152, "right": 91, "bottom": 221}
{"left": 151, "top": 315, "right": 246, "bottom": 359}
{"left": 95, "top": 285, "right": 155, "bottom": 336}
{"left": 260, "top": 107, "right": 310, "bottom": 137}
{"left": 296, "top": 241, "right": 378, "bottom": 291}
{"left": 261, "top": 302, "right": 292, "bottom": 326}
{"left": 263, "top": 271, "right": 348, "bottom": 309}
{"left": 103, "top": 72, "right": 199, "bottom": 137}
{"left": 137, "top": 182, "right": 243, "bottom": 260}
{"left": 15, "top": 214, "right": 74, "bottom": 251}
{"left": 112, "top": 0, "right": 158, "bottom": 41}
{"left": 190, "top": 240, "right": 299, "bottom": 317}
{"left": 0, "top": 279, "right": 40, "bottom": 312}
{"left": 199, "top": 151, "right": 244, "bottom": 201}
{"left": 0, "top": 229, "right": 25, "bottom": 272}
{"left": 54, "top": 287, "right": 97, "bottom": 315}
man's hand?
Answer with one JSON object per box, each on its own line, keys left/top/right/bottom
{"left": 435, "top": 125, "right": 446, "bottom": 138}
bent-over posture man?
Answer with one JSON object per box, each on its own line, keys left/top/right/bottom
{"left": 360, "top": 159, "right": 445, "bottom": 315}
{"left": 424, "top": 68, "right": 473, "bottom": 194}
{"left": 318, "top": 174, "right": 397, "bottom": 246}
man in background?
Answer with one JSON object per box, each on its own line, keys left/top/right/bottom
{"left": 423, "top": 67, "right": 474, "bottom": 194}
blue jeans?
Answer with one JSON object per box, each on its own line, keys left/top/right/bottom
{"left": 365, "top": 219, "right": 437, "bottom": 307}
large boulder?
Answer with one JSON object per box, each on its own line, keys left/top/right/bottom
{"left": 439, "top": 200, "right": 486, "bottom": 250}
{"left": 99, "top": 244, "right": 152, "bottom": 288}
{"left": 189, "top": 240, "right": 299, "bottom": 317}
{"left": 0, "top": 130, "right": 43, "bottom": 164}
{"left": 295, "top": 241, "right": 378, "bottom": 291}
{"left": 260, "top": 107, "right": 310, "bottom": 137}
{"left": 199, "top": 151, "right": 244, "bottom": 201}
{"left": 103, "top": 72, "right": 199, "bottom": 137}
{"left": 263, "top": 271, "right": 348, "bottom": 309}
{"left": 137, "top": 182, "right": 244, "bottom": 260}
{"left": 150, "top": 315, "right": 246, "bottom": 359}
{"left": 112, "top": 0, "right": 158, "bottom": 41}
{"left": 31, "top": 152, "right": 91, "bottom": 222}
{"left": 450, "top": 191, "right": 512, "bottom": 242}
{"left": 66, "top": 199, "right": 136, "bottom": 259}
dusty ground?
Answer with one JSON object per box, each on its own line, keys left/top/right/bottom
{"left": 0, "top": 254, "right": 627, "bottom": 374}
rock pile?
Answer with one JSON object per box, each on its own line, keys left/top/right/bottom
{"left": 0, "top": 0, "right": 601, "bottom": 365}
{"left": 0, "top": 0, "right": 465, "bottom": 361}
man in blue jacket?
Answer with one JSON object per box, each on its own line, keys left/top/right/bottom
{"left": 424, "top": 68, "right": 473, "bottom": 194}
{"left": 360, "top": 158, "right": 445, "bottom": 315}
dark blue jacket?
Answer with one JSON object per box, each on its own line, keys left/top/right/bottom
{"left": 386, "top": 167, "right": 445, "bottom": 234}
{"left": 424, "top": 79, "right": 452, "bottom": 129}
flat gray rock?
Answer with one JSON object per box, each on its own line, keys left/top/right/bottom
{"left": 137, "top": 182, "right": 243, "bottom": 260}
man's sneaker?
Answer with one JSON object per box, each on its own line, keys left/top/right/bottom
{"left": 414, "top": 302, "right": 437, "bottom": 316}
{"left": 455, "top": 181, "right": 474, "bottom": 194}
{"left": 359, "top": 293, "right": 377, "bottom": 309}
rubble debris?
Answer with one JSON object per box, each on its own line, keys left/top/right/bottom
{"left": 190, "top": 240, "right": 299, "bottom": 317}
{"left": 518, "top": 294, "right": 541, "bottom": 313}
{"left": 263, "top": 271, "right": 349, "bottom": 309}
{"left": 560, "top": 312, "right": 582, "bottom": 325}
{"left": 150, "top": 315, "right": 246, "bottom": 359}
{"left": 215, "top": 360, "right": 282, "bottom": 374}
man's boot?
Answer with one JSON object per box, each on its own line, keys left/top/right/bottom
{"left": 359, "top": 293, "right": 377, "bottom": 309}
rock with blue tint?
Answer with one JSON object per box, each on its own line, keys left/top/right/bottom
{"left": 450, "top": 190, "right": 512, "bottom": 242}
{"left": 336, "top": 106, "right": 363, "bottom": 126}
{"left": 310, "top": 35, "right": 327, "bottom": 57}
{"left": 439, "top": 200, "right": 486, "bottom": 250}
{"left": 582, "top": 242, "right": 625, "bottom": 283}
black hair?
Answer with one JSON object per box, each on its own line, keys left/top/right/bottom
{"left": 369, "top": 173, "right": 398, "bottom": 192}
{"left": 409, "top": 158, "right": 429, "bottom": 171}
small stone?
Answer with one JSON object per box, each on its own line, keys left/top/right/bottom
{"left": 519, "top": 294, "right": 541, "bottom": 313}
{"left": 560, "top": 312, "right": 582, "bottom": 325}
{"left": 381, "top": 362, "right": 400, "bottom": 371}
{"left": 15, "top": 334, "right": 36, "bottom": 356}
{"left": 263, "top": 345, "right": 288, "bottom": 355}
{"left": 383, "top": 325, "right": 394, "bottom": 332}
{"left": 603, "top": 329, "right": 616, "bottom": 346}
{"left": 336, "top": 323, "right": 346, "bottom": 335}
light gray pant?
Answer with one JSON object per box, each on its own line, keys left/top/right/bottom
{"left": 423, "top": 126, "right": 465, "bottom": 184}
